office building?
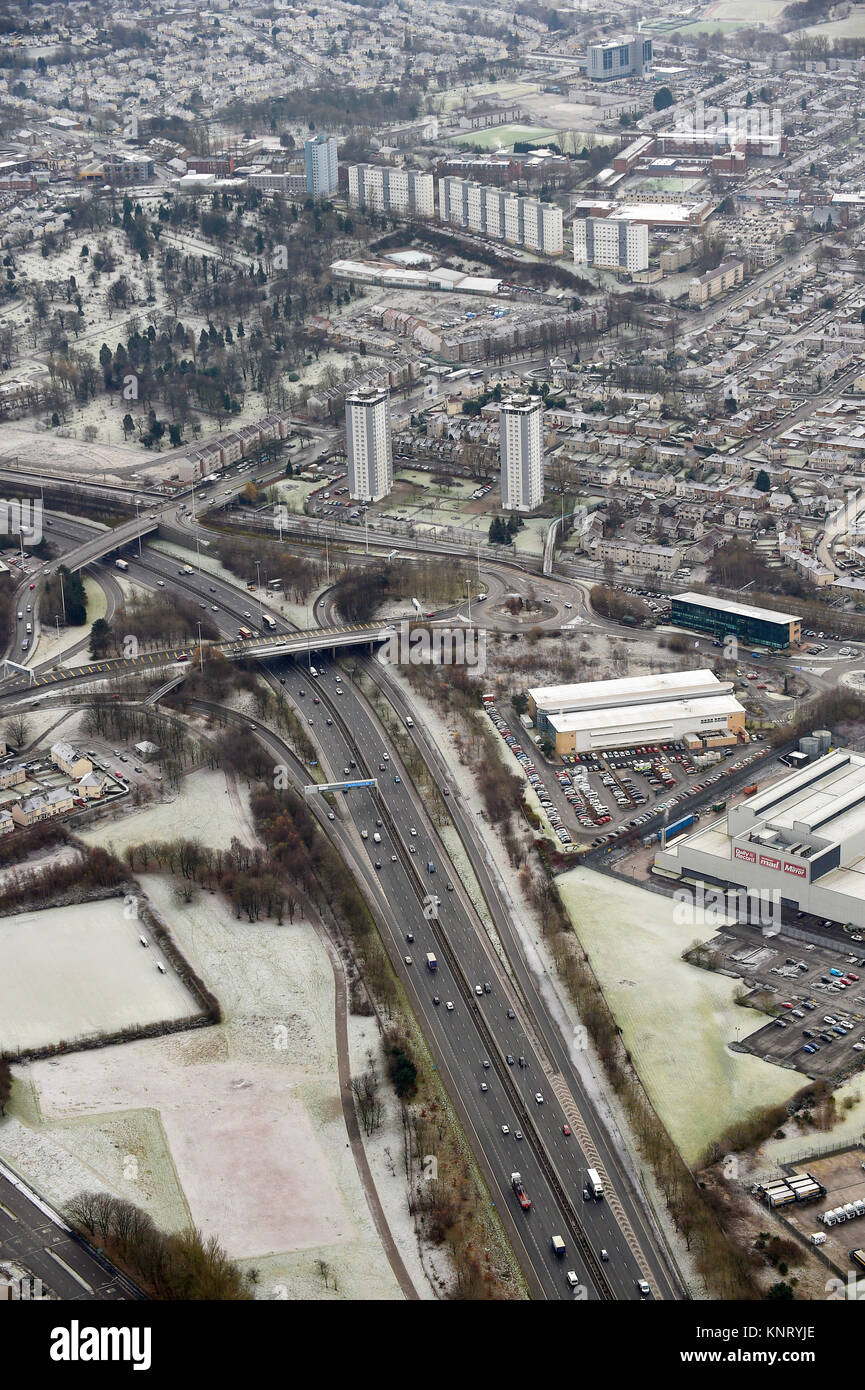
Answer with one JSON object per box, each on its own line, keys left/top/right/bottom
{"left": 655, "top": 749, "right": 865, "bottom": 929}
{"left": 348, "top": 164, "right": 434, "bottom": 217}
{"left": 346, "top": 387, "right": 393, "bottom": 503}
{"left": 671, "top": 592, "right": 801, "bottom": 650}
{"left": 438, "top": 178, "right": 563, "bottom": 255}
{"left": 304, "top": 135, "right": 338, "bottom": 197}
{"left": 528, "top": 669, "right": 744, "bottom": 755}
{"left": 588, "top": 35, "right": 653, "bottom": 82}
{"left": 500, "top": 394, "right": 544, "bottom": 513}
{"left": 573, "top": 217, "right": 649, "bottom": 273}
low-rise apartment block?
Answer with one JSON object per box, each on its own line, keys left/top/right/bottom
{"left": 689, "top": 258, "right": 745, "bottom": 306}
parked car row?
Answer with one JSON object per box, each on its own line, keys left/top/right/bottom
{"left": 484, "top": 702, "right": 572, "bottom": 847}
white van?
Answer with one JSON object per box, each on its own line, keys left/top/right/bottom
{"left": 373, "top": 832, "right": 381, "bottom": 844}
{"left": 25, "top": 622, "right": 32, "bottom": 634}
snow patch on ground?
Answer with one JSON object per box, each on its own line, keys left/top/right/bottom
{"left": 558, "top": 866, "right": 800, "bottom": 1164}
{"left": 78, "top": 768, "right": 254, "bottom": 858}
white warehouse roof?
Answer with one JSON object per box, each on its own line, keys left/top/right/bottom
{"left": 529, "top": 668, "right": 729, "bottom": 716}
{"left": 547, "top": 694, "right": 744, "bottom": 743}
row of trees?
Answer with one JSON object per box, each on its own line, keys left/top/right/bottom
{"left": 0, "top": 847, "right": 125, "bottom": 921}
{"left": 66, "top": 1192, "right": 249, "bottom": 1300}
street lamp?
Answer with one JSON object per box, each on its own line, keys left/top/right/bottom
{"left": 135, "top": 497, "right": 142, "bottom": 557}
{"left": 196, "top": 620, "right": 204, "bottom": 672}
{"left": 254, "top": 559, "right": 262, "bottom": 620}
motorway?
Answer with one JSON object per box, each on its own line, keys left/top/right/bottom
{"left": 0, "top": 510, "right": 683, "bottom": 1302}
{"left": 0, "top": 1167, "right": 137, "bottom": 1301}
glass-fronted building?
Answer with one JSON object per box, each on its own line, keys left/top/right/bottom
{"left": 671, "top": 592, "right": 801, "bottom": 650}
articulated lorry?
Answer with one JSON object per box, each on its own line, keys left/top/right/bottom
{"left": 511, "top": 1173, "right": 531, "bottom": 1211}
{"left": 586, "top": 1168, "right": 604, "bottom": 1200}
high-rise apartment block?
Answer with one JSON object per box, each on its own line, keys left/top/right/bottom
{"left": 345, "top": 387, "right": 393, "bottom": 503}
{"left": 499, "top": 394, "right": 544, "bottom": 513}
{"left": 304, "top": 135, "right": 338, "bottom": 196}
{"left": 573, "top": 217, "right": 649, "bottom": 273}
{"left": 438, "top": 178, "right": 563, "bottom": 256}
{"left": 348, "top": 164, "right": 434, "bottom": 217}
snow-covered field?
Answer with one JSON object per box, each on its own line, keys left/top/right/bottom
{"left": 79, "top": 768, "right": 256, "bottom": 857}
{"left": 5, "top": 770, "right": 420, "bottom": 1297}
{"left": 557, "top": 867, "right": 800, "bottom": 1164}
{"left": 4, "top": 876, "right": 405, "bottom": 1299}
{"left": 0, "top": 899, "right": 199, "bottom": 1054}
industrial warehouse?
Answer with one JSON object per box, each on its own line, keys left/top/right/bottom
{"left": 670, "top": 592, "right": 802, "bottom": 651}
{"left": 527, "top": 670, "right": 746, "bottom": 756}
{"left": 655, "top": 746, "right": 865, "bottom": 931}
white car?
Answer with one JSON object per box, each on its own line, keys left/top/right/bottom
{"left": 480, "top": 1082, "right": 488, "bottom": 1092}
{"left": 410, "top": 827, "right": 418, "bottom": 836}
{"left": 501, "top": 1124, "right": 510, "bottom": 1135}
{"left": 327, "top": 812, "right": 335, "bottom": 821}
{"left": 475, "top": 984, "right": 483, "bottom": 996}
{"left": 404, "top": 956, "right": 412, "bottom": 966}
{"left": 535, "top": 1093, "right": 544, "bottom": 1105}
{"left": 446, "top": 1001, "right": 454, "bottom": 1011}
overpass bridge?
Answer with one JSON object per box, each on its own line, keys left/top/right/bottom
{"left": 0, "top": 620, "right": 399, "bottom": 694}
{"left": 50, "top": 515, "right": 161, "bottom": 572}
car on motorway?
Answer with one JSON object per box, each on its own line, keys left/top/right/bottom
{"left": 374, "top": 861, "right": 382, "bottom": 869}
{"left": 475, "top": 985, "right": 483, "bottom": 996}
{"left": 404, "top": 956, "right": 412, "bottom": 965}
{"left": 446, "top": 1001, "right": 454, "bottom": 1011}
{"left": 394, "top": 775, "right": 401, "bottom": 784}
{"left": 600, "top": 1248, "right": 609, "bottom": 1262}
{"left": 507, "top": 1008, "right": 515, "bottom": 1020}
{"left": 409, "top": 845, "right": 416, "bottom": 854}
{"left": 406, "top": 932, "right": 414, "bottom": 943}
{"left": 481, "top": 1082, "right": 488, "bottom": 1092}
{"left": 326, "top": 718, "right": 332, "bottom": 726}
{"left": 433, "top": 996, "right": 440, "bottom": 1006}
{"left": 515, "top": 1131, "right": 523, "bottom": 1140}
{"left": 446, "top": 882, "right": 454, "bottom": 892}
{"left": 327, "top": 811, "right": 335, "bottom": 821}
{"left": 535, "top": 1093, "right": 544, "bottom": 1104}
{"left": 501, "top": 1125, "right": 510, "bottom": 1136}
{"left": 379, "top": 763, "right": 386, "bottom": 771}
{"left": 506, "top": 1054, "right": 515, "bottom": 1066}
{"left": 482, "top": 1059, "right": 490, "bottom": 1069}
{"left": 637, "top": 1280, "right": 651, "bottom": 1298}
